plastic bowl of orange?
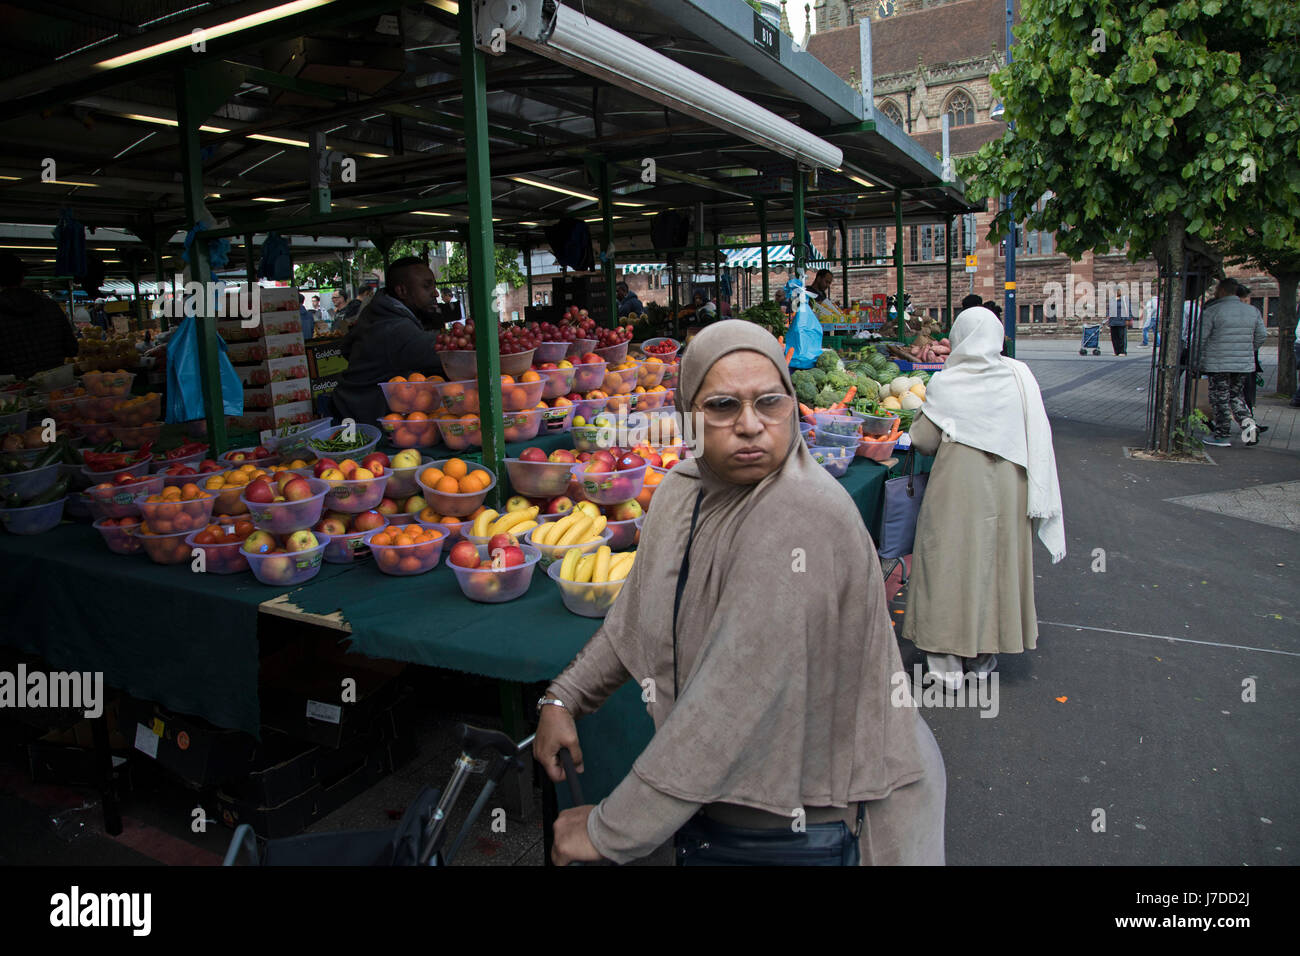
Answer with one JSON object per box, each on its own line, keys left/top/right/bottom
{"left": 379, "top": 414, "right": 440, "bottom": 449}
{"left": 364, "top": 523, "right": 449, "bottom": 576}
{"left": 378, "top": 377, "right": 441, "bottom": 415}
{"left": 415, "top": 460, "right": 496, "bottom": 517}
{"left": 500, "top": 375, "right": 546, "bottom": 412}
{"left": 438, "top": 415, "right": 482, "bottom": 452}
{"left": 434, "top": 379, "right": 480, "bottom": 416}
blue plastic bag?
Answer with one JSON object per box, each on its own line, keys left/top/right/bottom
{"left": 165, "top": 314, "right": 245, "bottom": 422}
{"left": 785, "top": 281, "right": 823, "bottom": 370}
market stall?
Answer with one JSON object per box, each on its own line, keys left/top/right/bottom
{"left": 0, "top": 0, "right": 964, "bottom": 845}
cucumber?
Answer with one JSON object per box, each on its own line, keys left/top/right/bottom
{"left": 60, "top": 442, "right": 83, "bottom": 465}
{"left": 25, "top": 475, "right": 68, "bottom": 506}
{"left": 31, "top": 443, "right": 64, "bottom": 468}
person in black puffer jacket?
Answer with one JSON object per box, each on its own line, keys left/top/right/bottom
{"left": 330, "top": 257, "right": 442, "bottom": 427}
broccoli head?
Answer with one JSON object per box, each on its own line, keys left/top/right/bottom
{"left": 814, "top": 350, "right": 842, "bottom": 373}
{"left": 791, "top": 369, "right": 820, "bottom": 406}
{"left": 825, "top": 369, "right": 855, "bottom": 393}
{"left": 815, "top": 384, "right": 841, "bottom": 407}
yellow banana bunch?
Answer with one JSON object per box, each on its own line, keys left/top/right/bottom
{"left": 487, "top": 507, "right": 538, "bottom": 536}
{"left": 559, "top": 547, "right": 637, "bottom": 584}
{"left": 471, "top": 509, "right": 499, "bottom": 538}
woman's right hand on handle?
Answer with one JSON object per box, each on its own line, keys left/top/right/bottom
{"left": 534, "top": 703, "right": 583, "bottom": 784}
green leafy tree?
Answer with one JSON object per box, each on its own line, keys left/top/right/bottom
{"left": 439, "top": 242, "right": 526, "bottom": 289}
{"left": 962, "top": 0, "right": 1300, "bottom": 451}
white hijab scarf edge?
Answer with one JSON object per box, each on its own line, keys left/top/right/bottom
{"left": 921, "top": 308, "right": 1066, "bottom": 563}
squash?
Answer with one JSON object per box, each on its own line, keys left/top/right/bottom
{"left": 889, "top": 377, "right": 916, "bottom": 398}
{"left": 909, "top": 383, "right": 926, "bottom": 400}
{"left": 881, "top": 395, "right": 902, "bottom": 411}
{"left": 899, "top": 392, "right": 924, "bottom": 411}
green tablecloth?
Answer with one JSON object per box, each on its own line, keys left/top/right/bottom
{"left": 0, "top": 523, "right": 354, "bottom": 736}
{"left": 287, "top": 455, "right": 894, "bottom": 801}
{"left": 0, "top": 453, "right": 900, "bottom": 802}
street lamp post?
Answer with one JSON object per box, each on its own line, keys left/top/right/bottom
{"left": 1001, "top": 0, "right": 1016, "bottom": 357}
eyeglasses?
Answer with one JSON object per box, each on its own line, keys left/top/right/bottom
{"left": 697, "top": 392, "right": 794, "bottom": 427}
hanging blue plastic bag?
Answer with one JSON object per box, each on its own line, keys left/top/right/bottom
{"left": 785, "top": 280, "right": 823, "bottom": 370}
{"left": 165, "top": 314, "right": 244, "bottom": 422}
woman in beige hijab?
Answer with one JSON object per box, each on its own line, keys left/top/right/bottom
{"left": 535, "top": 320, "right": 946, "bottom": 865}
{"left": 903, "top": 307, "right": 1066, "bottom": 690}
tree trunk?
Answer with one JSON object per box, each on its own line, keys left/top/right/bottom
{"left": 1273, "top": 271, "right": 1298, "bottom": 397}
{"left": 1154, "top": 212, "right": 1187, "bottom": 453}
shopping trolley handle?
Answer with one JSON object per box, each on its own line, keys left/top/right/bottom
{"left": 457, "top": 723, "right": 522, "bottom": 760}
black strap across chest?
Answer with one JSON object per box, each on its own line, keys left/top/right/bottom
{"left": 671, "top": 487, "right": 705, "bottom": 700}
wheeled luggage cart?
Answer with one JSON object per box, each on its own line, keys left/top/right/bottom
{"left": 223, "top": 723, "right": 533, "bottom": 866}
{"left": 1079, "top": 324, "right": 1102, "bottom": 355}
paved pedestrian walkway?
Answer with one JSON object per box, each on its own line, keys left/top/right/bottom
{"left": 1015, "top": 338, "right": 1300, "bottom": 453}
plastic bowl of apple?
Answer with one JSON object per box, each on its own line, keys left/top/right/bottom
{"left": 604, "top": 514, "right": 643, "bottom": 551}
{"left": 505, "top": 453, "right": 580, "bottom": 498}
{"left": 446, "top": 541, "right": 541, "bottom": 603}
{"left": 93, "top": 516, "right": 144, "bottom": 555}
{"left": 184, "top": 525, "right": 254, "bottom": 574}
{"left": 535, "top": 364, "right": 576, "bottom": 400}
{"left": 540, "top": 404, "right": 576, "bottom": 434}
{"left": 570, "top": 419, "right": 647, "bottom": 453}
{"left": 570, "top": 359, "right": 608, "bottom": 393}
{"left": 241, "top": 530, "right": 330, "bottom": 586}
{"left": 155, "top": 461, "right": 229, "bottom": 489}
{"left": 316, "top": 510, "right": 388, "bottom": 564}
{"left": 571, "top": 459, "right": 647, "bottom": 506}
{"left": 84, "top": 474, "right": 166, "bottom": 520}
{"left": 319, "top": 468, "right": 391, "bottom": 514}
{"left": 240, "top": 476, "right": 330, "bottom": 534}
{"left": 220, "top": 445, "right": 279, "bottom": 471}
{"left": 384, "top": 450, "right": 432, "bottom": 499}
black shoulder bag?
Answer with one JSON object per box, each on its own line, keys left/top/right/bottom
{"left": 670, "top": 488, "right": 865, "bottom": 866}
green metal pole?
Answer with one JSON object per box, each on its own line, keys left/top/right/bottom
{"left": 524, "top": 242, "right": 533, "bottom": 306}
{"left": 712, "top": 229, "right": 720, "bottom": 307}
{"left": 792, "top": 171, "right": 807, "bottom": 280}
{"left": 839, "top": 220, "right": 849, "bottom": 309}
{"left": 894, "top": 189, "right": 905, "bottom": 340}
{"left": 758, "top": 199, "right": 769, "bottom": 301}
{"left": 176, "top": 66, "right": 228, "bottom": 454}
{"left": 460, "top": 4, "right": 503, "bottom": 502}
{"left": 945, "top": 216, "right": 953, "bottom": 331}
{"left": 599, "top": 161, "right": 617, "bottom": 327}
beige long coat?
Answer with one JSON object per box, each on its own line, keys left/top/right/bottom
{"left": 901, "top": 413, "right": 1038, "bottom": 657}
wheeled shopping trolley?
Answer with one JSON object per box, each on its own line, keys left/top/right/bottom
{"left": 1079, "top": 324, "right": 1102, "bottom": 355}
{"left": 223, "top": 723, "right": 533, "bottom": 866}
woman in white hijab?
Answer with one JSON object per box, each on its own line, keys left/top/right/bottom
{"left": 902, "top": 307, "right": 1066, "bottom": 690}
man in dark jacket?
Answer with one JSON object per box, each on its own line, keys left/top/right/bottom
{"left": 1199, "top": 278, "right": 1267, "bottom": 446}
{"left": 0, "top": 253, "right": 79, "bottom": 378}
{"left": 330, "top": 257, "right": 442, "bottom": 427}
{"left": 616, "top": 281, "right": 643, "bottom": 318}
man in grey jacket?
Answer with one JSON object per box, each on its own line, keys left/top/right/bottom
{"left": 1199, "top": 278, "right": 1267, "bottom": 446}
{"left": 330, "top": 257, "right": 442, "bottom": 427}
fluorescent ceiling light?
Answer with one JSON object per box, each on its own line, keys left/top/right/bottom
{"left": 95, "top": 0, "right": 334, "bottom": 70}
{"left": 584, "top": 216, "right": 623, "bottom": 223}
{"left": 847, "top": 173, "right": 877, "bottom": 189}
{"left": 613, "top": 201, "right": 645, "bottom": 207}
{"left": 426, "top": 1, "right": 460, "bottom": 13}
{"left": 0, "top": 244, "right": 55, "bottom": 250}
{"left": 0, "top": 175, "right": 20, "bottom": 181}
{"left": 412, "top": 211, "right": 452, "bottom": 217}
{"left": 511, "top": 175, "right": 598, "bottom": 203}
{"left": 252, "top": 196, "right": 286, "bottom": 203}
{"left": 248, "top": 133, "right": 310, "bottom": 148}
{"left": 491, "top": 3, "right": 843, "bottom": 170}
{"left": 356, "top": 152, "right": 389, "bottom": 159}
{"left": 119, "top": 112, "right": 229, "bottom": 133}
{"left": 518, "top": 221, "right": 540, "bottom": 227}
{"left": 49, "top": 180, "right": 98, "bottom": 187}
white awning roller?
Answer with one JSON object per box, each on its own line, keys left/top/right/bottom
{"left": 474, "top": 0, "right": 844, "bottom": 171}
